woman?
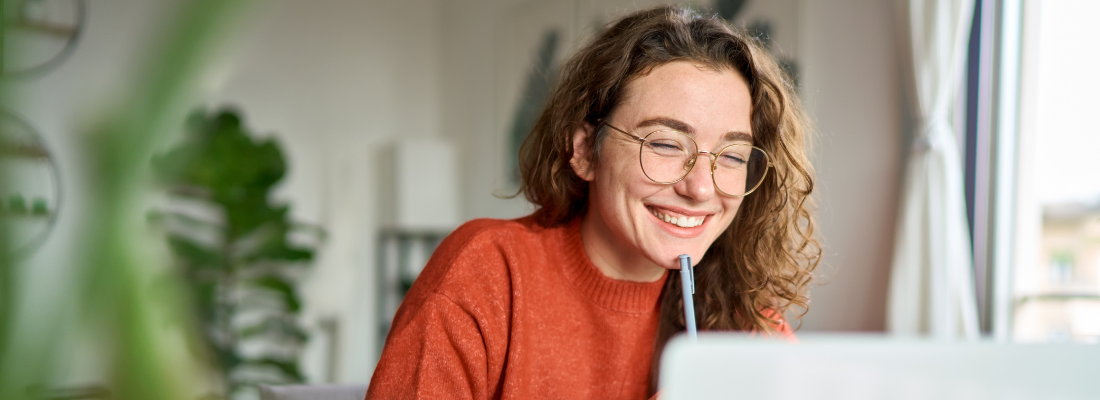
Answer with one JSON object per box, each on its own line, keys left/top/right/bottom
{"left": 367, "top": 5, "right": 820, "bottom": 399}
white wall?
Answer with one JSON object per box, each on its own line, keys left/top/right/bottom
{"left": 798, "top": 0, "right": 902, "bottom": 331}
{"left": 439, "top": 0, "right": 534, "bottom": 221}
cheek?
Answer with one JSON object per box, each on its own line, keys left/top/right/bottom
{"left": 598, "top": 154, "right": 654, "bottom": 200}
{"left": 719, "top": 198, "right": 745, "bottom": 226}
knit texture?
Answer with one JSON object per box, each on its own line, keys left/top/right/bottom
{"left": 366, "top": 216, "right": 791, "bottom": 400}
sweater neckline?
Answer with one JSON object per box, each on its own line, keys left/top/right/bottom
{"left": 558, "top": 217, "right": 668, "bottom": 314}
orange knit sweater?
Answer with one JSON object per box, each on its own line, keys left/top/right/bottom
{"left": 366, "top": 216, "right": 791, "bottom": 400}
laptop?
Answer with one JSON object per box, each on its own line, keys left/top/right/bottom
{"left": 659, "top": 334, "right": 1100, "bottom": 400}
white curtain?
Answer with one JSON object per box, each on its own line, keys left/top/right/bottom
{"left": 886, "top": 0, "right": 979, "bottom": 339}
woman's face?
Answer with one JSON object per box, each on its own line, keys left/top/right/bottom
{"left": 573, "top": 61, "right": 753, "bottom": 278}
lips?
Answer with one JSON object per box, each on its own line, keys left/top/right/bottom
{"left": 647, "top": 206, "right": 709, "bottom": 228}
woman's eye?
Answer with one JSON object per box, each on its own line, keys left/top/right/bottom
{"left": 719, "top": 154, "right": 747, "bottom": 167}
{"left": 647, "top": 141, "right": 684, "bottom": 153}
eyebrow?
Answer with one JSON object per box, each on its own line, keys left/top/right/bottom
{"left": 635, "top": 117, "right": 754, "bottom": 144}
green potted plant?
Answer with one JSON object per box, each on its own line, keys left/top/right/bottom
{"left": 151, "top": 108, "right": 320, "bottom": 399}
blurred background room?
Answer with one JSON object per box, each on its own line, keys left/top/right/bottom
{"left": 0, "top": 0, "right": 1097, "bottom": 399}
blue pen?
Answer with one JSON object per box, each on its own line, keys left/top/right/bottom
{"left": 678, "top": 254, "right": 696, "bottom": 340}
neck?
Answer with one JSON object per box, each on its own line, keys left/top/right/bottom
{"left": 579, "top": 209, "right": 666, "bottom": 283}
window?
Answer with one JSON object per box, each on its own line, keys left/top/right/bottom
{"left": 1048, "top": 254, "right": 1072, "bottom": 285}
{"left": 1006, "top": 0, "right": 1100, "bottom": 343}
{"left": 966, "top": 0, "right": 1100, "bottom": 343}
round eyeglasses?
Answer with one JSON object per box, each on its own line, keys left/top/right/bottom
{"left": 601, "top": 122, "right": 772, "bottom": 197}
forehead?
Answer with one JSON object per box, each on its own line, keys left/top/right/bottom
{"left": 614, "top": 61, "right": 753, "bottom": 141}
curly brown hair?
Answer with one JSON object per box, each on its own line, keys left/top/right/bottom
{"left": 516, "top": 5, "right": 821, "bottom": 393}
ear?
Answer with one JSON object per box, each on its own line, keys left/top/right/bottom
{"left": 570, "top": 123, "right": 596, "bottom": 182}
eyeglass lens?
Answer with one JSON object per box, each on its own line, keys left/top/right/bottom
{"left": 639, "top": 130, "right": 768, "bottom": 196}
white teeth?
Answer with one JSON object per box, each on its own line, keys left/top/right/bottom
{"left": 651, "top": 208, "right": 704, "bottom": 228}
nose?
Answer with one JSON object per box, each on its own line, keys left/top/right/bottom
{"left": 674, "top": 153, "right": 715, "bottom": 202}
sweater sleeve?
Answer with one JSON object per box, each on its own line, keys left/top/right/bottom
{"left": 366, "top": 292, "right": 490, "bottom": 400}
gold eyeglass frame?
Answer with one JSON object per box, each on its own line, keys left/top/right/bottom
{"left": 600, "top": 122, "right": 773, "bottom": 197}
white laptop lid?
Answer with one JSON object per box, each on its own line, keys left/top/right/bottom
{"left": 659, "top": 334, "right": 1100, "bottom": 400}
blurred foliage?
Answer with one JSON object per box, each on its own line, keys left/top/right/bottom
{"left": 0, "top": 1, "right": 257, "bottom": 400}
{"left": 150, "top": 108, "right": 318, "bottom": 398}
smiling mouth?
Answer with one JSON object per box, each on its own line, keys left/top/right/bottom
{"left": 648, "top": 206, "right": 707, "bottom": 228}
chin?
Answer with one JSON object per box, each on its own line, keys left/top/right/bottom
{"left": 648, "top": 244, "right": 709, "bottom": 269}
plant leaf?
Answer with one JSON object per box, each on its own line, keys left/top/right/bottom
{"left": 246, "top": 276, "right": 300, "bottom": 312}
{"left": 238, "top": 357, "right": 303, "bottom": 382}
{"left": 237, "top": 316, "right": 308, "bottom": 342}
{"left": 166, "top": 234, "right": 222, "bottom": 269}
